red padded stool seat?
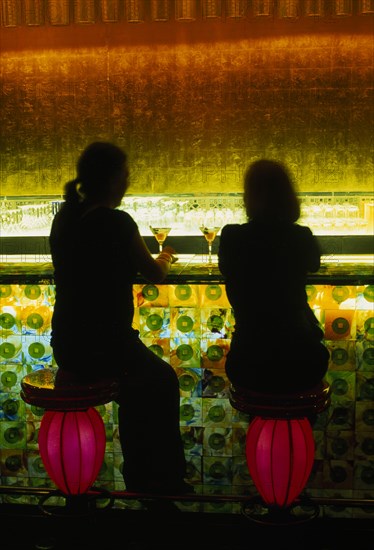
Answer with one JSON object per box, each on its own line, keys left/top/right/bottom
{"left": 229, "top": 379, "right": 331, "bottom": 418}
{"left": 21, "top": 367, "right": 120, "bottom": 410}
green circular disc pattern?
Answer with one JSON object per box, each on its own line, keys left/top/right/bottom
{"left": 176, "top": 344, "right": 193, "bottom": 361}
{"left": 5, "top": 455, "right": 22, "bottom": 472}
{"left": 332, "top": 317, "right": 350, "bottom": 335}
{"left": 34, "top": 457, "right": 45, "bottom": 473}
{"left": 31, "top": 406, "right": 44, "bottom": 417}
{"left": 0, "top": 342, "right": 16, "bottom": 359}
{"left": 1, "top": 371, "right": 17, "bottom": 387}
{"left": 305, "top": 285, "right": 317, "bottom": 301}
{"left": 4, "top": 427, "right": 22, "bottom": 444}
{"left": 331, "top": 348, "right": 349, "bottom": 366}
{"left": 332, "top": 378, "right": 349, "bottom": 396}
{"left": 363, "top": 285, "right": 374, "bottom": 302}
{"left": 208, "top": 405, "right": 225, "bottom": 422}
{"left": 0, "top": 313, "right": 16, "bottom": 330}
{"left": 363, "top": 348, "right": 374, "bottom": 366}
{"left": 177, "top": 315, "right": 194, "bottom": 333}
{"left": 361, "top": 380, "right": 374, "bottom": 400}
{"left": 179, "top": 374, "right": 195, "bottom": 391}
{"left": 209, "top": 375, "right": 225, "bottom": 392}
{"left": 209, "top": 462, "right": 226, "bottom": 479}
{"left": 142, "top": 284, "right": 159, "bottom": 301}
{"left": 3, "top": 399, "right": 19, "bottom": 416}
{"left": 208, "top": 433, "right": 225, "bottom": 450}
{"left": 148, "top": 344, "right": 164, "bottom": 358}
{"left": 331, "top": 407, "right": 348, "bottom": 426}
{"left": 205, "top": 285, "right": 222, "bottom": 301}
{"left": 207, "top": 315, "right": 224, "bottom": 333}
{"left": 28, "top": 342, "right": 45, "bottom": 359}
{"left": 330, "top": 465, "right": 347, "bottom": 483}
{"left": 364, "top": 317, "right": 374, "bottom": 339}
{"left": 26, "top": 313, "right": 44, "bottom": 330}
{"left": 207, "top": 345, "right": 224, "bottom": 361}
{"left": 146, "top": 313, "right": 163, "bottom": 331}
{"left": 24, "top": 285, "right": 41, "bottom": 300}
{"left": 180, "top": 404, "right": 195, "bottom": 422}
{"left": 363, "top": 409, "right": 374, "bottom": 426}
{"left": 332, "top": 286, "right": 350, "bottom": 303}
{"left": 331, "top": 438, "right": 348, "bottom": 456}
{"left": 175, "top": 285, "right": 192, "bottom": 301}
{"left": 0, "top": 285, "right": 12, "bottom": 299}
{"left": 182, "top": 432, "right": 196, "bottom": 450}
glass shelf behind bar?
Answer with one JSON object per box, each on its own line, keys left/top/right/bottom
{"left": 1, "top": 193, "right": 373, "bottom": 237}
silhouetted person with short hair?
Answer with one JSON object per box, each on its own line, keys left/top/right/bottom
{"left": 218, "top": 159, "right": 329, "bottom": 394}
{"left": 50, "top": 141, "right": 191, "bottom": 495}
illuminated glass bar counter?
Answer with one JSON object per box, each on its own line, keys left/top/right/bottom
{"left": 0, "top": 243, "right": 373, "bottom": 516}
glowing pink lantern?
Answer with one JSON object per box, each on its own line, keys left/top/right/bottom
{"left": 246, "top": 416, "right": 315, "bottom": 508}
{"left": 38, "top": 407, "right": 106, "bottom": 495}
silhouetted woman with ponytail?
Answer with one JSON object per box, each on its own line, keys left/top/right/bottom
{"left": 50, "top": 142, "right": 191, "bottom": 496}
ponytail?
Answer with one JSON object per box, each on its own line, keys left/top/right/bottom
{"left": 63, "top": 178, "right": 82, "bottom": 207}
{"left": 62, "top": 142, "right": 127, "bottom": 207}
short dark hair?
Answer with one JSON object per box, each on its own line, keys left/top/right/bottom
{"left": 77, "top": 142, "right": 127, "bottom": 197}
{"left": 243, "top": 159, "right": 300, "bottom": 223}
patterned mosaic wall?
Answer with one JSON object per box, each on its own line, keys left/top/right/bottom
{"left": 1, "top": 20, "right": 373, "bottom": 196}
{"left": 0, "top": 282, "right": 373, "bottom": 516}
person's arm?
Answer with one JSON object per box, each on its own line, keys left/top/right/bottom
{"left": 304, "top": 227, "right": 321, "bottom": 273}
{"left": 218, "top": 224, "right": 238, "bottom": 277}
{"left": 130, "top": 228, "right": 177, "bottom": 283}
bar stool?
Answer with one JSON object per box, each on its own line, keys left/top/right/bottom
{"left": 20, "top": 367, "right": 119, "bottom": 515}
{"left": 229, "top": 380, "right": 331, "bottom": 524}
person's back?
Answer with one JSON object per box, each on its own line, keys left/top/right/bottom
{"left": 219, "top": 220, "right": 320, "bottom": 335}
{"left": 50, "top": 205, "right": 138, "bottom": 372}
{"left": 218, "top": 160, "right": 329, "bottom": 393}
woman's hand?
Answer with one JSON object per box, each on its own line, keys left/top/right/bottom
{"left": 162, "top": 246, "right": 178, "bottom": 264}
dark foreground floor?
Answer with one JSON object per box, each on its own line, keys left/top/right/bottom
{"left": 1, "top": 501, "right": 373, "bottom": 550}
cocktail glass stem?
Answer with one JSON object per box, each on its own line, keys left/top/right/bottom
{"left": 208, "top": 243, "right": 212, "bottom": 265}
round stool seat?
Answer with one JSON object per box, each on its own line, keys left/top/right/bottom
{"left": 229, "top": 380, "right": 331, "bottom": 418}
{"left": 20, "top": 367, "right": 120, "bottom": 410}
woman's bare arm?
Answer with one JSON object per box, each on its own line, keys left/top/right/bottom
{"left": 130, "top": 229, "right": 177, "bottom": 283}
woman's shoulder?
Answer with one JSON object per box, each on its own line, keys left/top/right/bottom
{"left": 98, "top": 207, "right": 137, "bottom": 226}
{"left": 292, "top": 223, "right": 315, "bottom": 238}
{"left": 221, "top": 223, "right": 247, "bottom": 237}
{"left": 83, "top": 207, "right": 138, "bottom": 237}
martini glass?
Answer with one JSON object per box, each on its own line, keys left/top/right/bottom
{"left": 199, "top": 226, "right": 221, "bottom": 266}
{"left": 150, "top": 226, "right": 171, "bottom": 253}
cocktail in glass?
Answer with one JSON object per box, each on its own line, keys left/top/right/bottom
{"left": 199, "top": 226, "right": 221, "bottom": 266}
{"left": 149, "top": 227, "right": 171, "bottom": 253}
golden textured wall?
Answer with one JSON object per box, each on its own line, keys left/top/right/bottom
{"left": 0, "top": 16, "right": 373, "bottom": 196}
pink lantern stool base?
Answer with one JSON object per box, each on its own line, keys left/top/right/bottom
{"left": 230, "top": 380, "right": 331, "bottom": 524}
{"left": 20, "top": 367, "right": 119, "bottom": 514}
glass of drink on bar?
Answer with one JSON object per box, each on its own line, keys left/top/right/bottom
{"left": 150, "top": 226, "right": 171, "bottom": 253}
{"left": 199, "top": 225, "right": 221, "bottom": 266}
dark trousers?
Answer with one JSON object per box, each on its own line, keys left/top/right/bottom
{"left": 116, "top": 339, "right": 187, "bottom": 491}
